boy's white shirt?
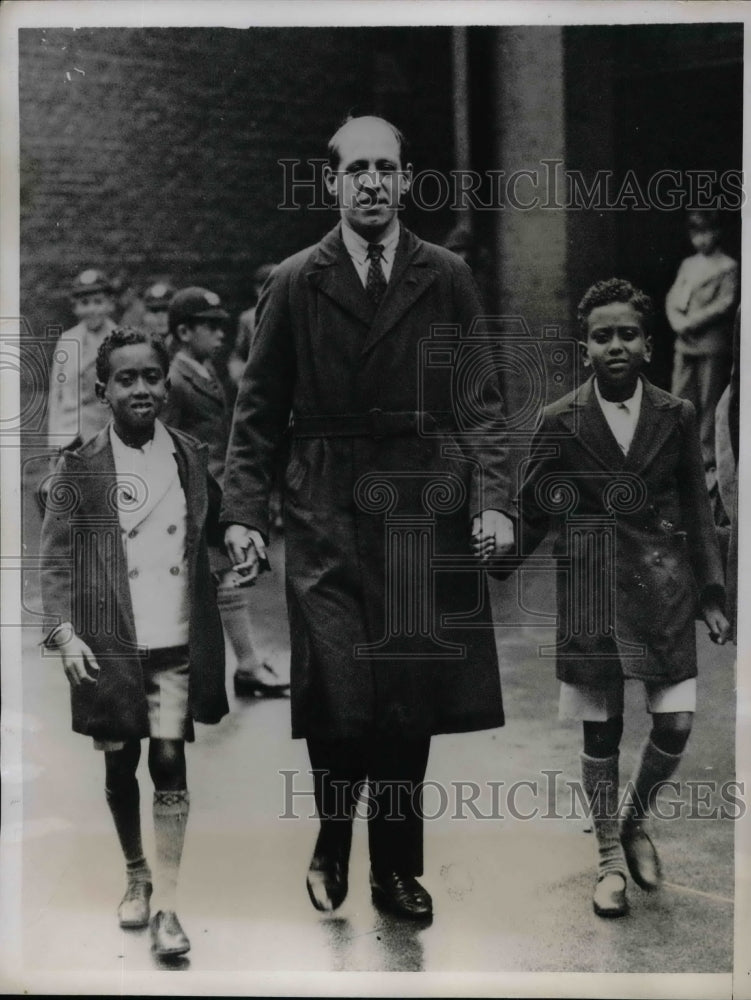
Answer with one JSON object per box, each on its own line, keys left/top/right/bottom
{"left": 109, "top": 419, "right": 189, "bottom": 648}
{"left": 593, "top": 375, "right": 643, "bottom": 456}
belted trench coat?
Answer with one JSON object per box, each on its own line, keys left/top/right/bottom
{"left": 221, "top": 224, "right": 513, "bottom": 739}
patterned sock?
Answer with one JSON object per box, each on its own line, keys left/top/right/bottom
{"left": 153, "top": 789, "right": 190, "bottom": 912}
{"left": 580, "top": 752, "right": 626, "bottom": 878}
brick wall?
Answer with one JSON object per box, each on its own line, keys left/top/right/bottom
{"left": 19, "top": 26, "right": 454, "bottom": 358}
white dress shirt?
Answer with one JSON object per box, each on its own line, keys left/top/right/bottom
{"left": 110, "top": 419, "right": 189, "bottom": 649}
{"left": 594, "top": 377, "right": 643, "bottom": 456}
{"left": 341, "top": 219, "right": 400, "bottom": 287}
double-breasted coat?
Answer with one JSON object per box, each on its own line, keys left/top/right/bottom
{"left": 508, "top": 376, "right": 725, "bottom": 687}
{"left": 40, "top": 424, "right": 229, "bottom": 741}
{"left": 221, "top": 224, "right": 513, "bottom": 739}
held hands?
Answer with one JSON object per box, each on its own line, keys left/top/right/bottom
{"left": 471, "top": 509, "right": 515, "bottom": 562}
{"left": 224, "top": 523, "right": 268, "bottom": 584}
{"left": 703, "top": 603, "right": 732, "bottom": 645}
{"left": 49, "top": 626, "right": 100, "bottom": 688}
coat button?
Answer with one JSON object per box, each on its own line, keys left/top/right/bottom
{"left": 129, "top": 568, "right": 139, "bottom": 579}
{"left": 167, "top": 524, "right": 177, "bottom": 534}
{"left": 170, "top": 566, "right": 180, "bottom": 575}
{"left": 128, "top": 529, "right": 138, "bottom": 539}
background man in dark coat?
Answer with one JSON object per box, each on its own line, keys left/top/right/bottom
{"left": 222, "top": 116, "right": 514, "bottom": 920}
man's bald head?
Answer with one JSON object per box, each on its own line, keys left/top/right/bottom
{"left": 327, "top": 116, "right": 407, "bottom": 170}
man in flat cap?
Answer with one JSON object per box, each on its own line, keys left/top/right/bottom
{"left": 222, "top": 116, "right": 513, "bottom": 920}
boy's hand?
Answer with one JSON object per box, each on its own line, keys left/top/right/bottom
{"left": 224, "top": 523, "right": 268, "bottom": 582}
{"left": 471, "top": 509, "right": 515, "bottom": 561}
{"left": 49, "top": 628, "right": 100, "bottom": 687}
{"left": 703, "top": 604, "right": 732, "bottom": 645}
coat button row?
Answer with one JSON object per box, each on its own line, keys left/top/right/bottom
{"left": 126, "top": 524, "right": 178, "bottom": 539}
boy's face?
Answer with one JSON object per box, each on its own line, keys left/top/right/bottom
{"left": 689, "top": 225, "right": 720, "bottom": 255}
{"left": 72, "top": 292, "right": 113, "bottom": 332}
{"left": 583, "top": 301, "right": 651, "bottom": 393}
{"left": 96, "top": 343, "right": 169, "bottom": 440}
{"left": 178, "top": 320, "right": 225, "bottom": 362}
{"left": 143, "top": 306, "right": 170, "bottom": 337}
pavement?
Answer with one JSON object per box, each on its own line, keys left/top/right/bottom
{"left": 1, "top": 484, "right": 743, "bottom": 995}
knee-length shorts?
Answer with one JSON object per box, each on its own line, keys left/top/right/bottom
{"left": 94, "top": 645, "right": 193, "bottom": 751}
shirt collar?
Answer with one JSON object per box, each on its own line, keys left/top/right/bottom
{"left": 109, "top": 417, "right": 174, "bottom": 458}
{"left": 594, "top": 375, "right": 643, "bottom": 413}
{"left": 341, "top": 219, "right": 400, "bottom": 264}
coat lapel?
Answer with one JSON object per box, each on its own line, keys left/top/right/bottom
{"left": 624, "top": 378, "right": 682, "bottom": 473}
{"left": 361, "top": 227, "right": 439, "bottom": 355}
{"left": 173, "top": 354, "right": 226, "bottom": 405}
{"left": 563, "top": 377, "right": 628, "bottom": 470}
{"left": 65, "top": 426, "right": 136, "bottom": 641}
{"left": 305, "top": 225, "right": 374, "bottom": 328}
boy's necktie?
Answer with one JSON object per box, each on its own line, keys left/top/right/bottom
{"left": 366, "top": 243, "right": 387, "bottom": 305}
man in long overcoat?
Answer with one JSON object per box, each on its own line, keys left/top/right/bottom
{"left": 222, "top": 116, "right": 514, "bottom": 919}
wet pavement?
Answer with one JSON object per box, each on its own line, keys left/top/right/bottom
{"left": 3, "top": 510, "right": 742, "bottom": 994}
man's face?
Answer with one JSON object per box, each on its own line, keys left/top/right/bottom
{"left": 324, "top": 119, "right": 412, "bottom": 241}
{"left": 584, "top": 301, "right": 651, "bottom": 393}
{"left": 72, "top": 292, "right": 113, "bottom": 332}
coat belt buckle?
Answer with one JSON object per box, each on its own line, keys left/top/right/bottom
{"left": 369, "top": 407, "right": 385, "bottom": 440}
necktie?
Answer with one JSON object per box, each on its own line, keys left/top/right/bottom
{"left": 366, "top": 243, "right": 387, "bottom": 306}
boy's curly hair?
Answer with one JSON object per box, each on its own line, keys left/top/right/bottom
{"left": 95, "top": 326, "right": 170, "bottom": 383}
{"left": 576, "top": 278, "right": 653, "bottom": 339}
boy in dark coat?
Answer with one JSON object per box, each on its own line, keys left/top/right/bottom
{"left": 509, "top": 279, "right": 730, "bottom": 918}
{"left": 40, "top": 327, "right": 228, "bottom": 957}
{"left": 161, "top": 286, "right": 288, "bottom": 696}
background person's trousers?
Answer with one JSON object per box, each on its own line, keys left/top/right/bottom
{"left": 671, "top": 350, "right": 732, "bottom": 479}
{"left": 306, "top": 734, "right": 431, "bottom": 876}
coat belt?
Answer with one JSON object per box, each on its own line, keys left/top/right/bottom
{"left": 291, "top": 409, "right": 455, "bottom": 440}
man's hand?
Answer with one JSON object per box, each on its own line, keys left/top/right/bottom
{"left": 49, "top": 627, "right": 100, "bottom": 688}
{"left": 703, "top": 603, "right": 732, "bottom": 645}
{"left": 224, "top": 523, "right": 268, "bottom": 583}
{"left": 471, "top": 509, "right": 515, "bottom": 561}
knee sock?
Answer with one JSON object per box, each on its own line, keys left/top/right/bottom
{"left": 623, "top": 738, "right": 682, "bottom": 829}
{"left": 217, "top": 585, "right": 262, "bottom": 674}
{"left": 153, "top": 789, "right": 190, "bottom": 912}
{"left": 580, "top": 752, "right": 626, "bottom": 879}
{"left": 106, "top": 780, "right": 151, "bottom": 882}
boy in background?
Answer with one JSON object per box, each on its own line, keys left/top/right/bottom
{"left": 162, "top": 287, "right": 289, "bottom": 697}
{"left": 47, "top": 268, "right": 117, "bottom": 452}
{"left": 41, "top": 327, "right": 228, "bottom": 957}
{"left": 666, "top": 209, "right": 738, "bottom": 488}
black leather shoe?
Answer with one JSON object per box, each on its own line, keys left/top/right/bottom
{"left": 306, "top": 854, "right": 348, "bottom": 912}
{"left": 621, "top": 822, "right": 662, "bottom": 891}
{"left": 370, "top": 870, "right": 433, "bottom": 920}
{"left": 150, "top": 909, "right": 191, "bottom": 957}
{"left": 233, "top": 662, "right": 290, "bottom": 698}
